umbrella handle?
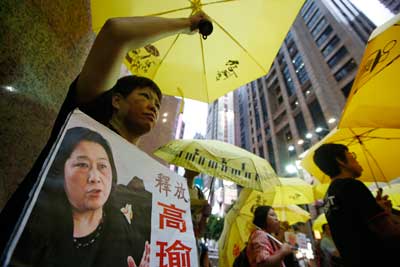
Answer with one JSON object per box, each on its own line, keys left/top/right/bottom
{"left": 198, "top": 19, "right": 213, "bottom": 39}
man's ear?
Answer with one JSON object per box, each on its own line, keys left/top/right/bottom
{"left": 112, "top": 93, "right": 124, "bottom": 110}
{"left": 336, "top": 157, "right": 346, "bottom": 168}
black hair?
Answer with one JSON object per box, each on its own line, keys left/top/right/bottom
{"left": 111, "top": 75, "right": 162, "bottom": 102}
{"left": 253, "top": 205, "right": 272, "bottom": 230}
{"left": 49, "top": 127, "right": 117, "bottom": 185}
{"left": 313, "top": 143, "right": 348, "bottom": 178}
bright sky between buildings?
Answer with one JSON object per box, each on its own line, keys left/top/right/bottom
{"left": 181, "top": 0, "right": 395, "bottom": 140}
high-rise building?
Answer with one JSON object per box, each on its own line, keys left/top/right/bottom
{"left": 379, "top": 0, "right": 400, "bottom": 14}
{"left": 233, "top": 85, "right": 251, "bottom": 152}
{"left": 206, "top": 92, "right": 237, "bottom": 216}
{"left": 235, "top": 0, "right": 376, "bottom": 176}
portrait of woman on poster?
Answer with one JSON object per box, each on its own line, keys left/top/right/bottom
{"left": 11, "top": 127, "right": 151, "bottom": 267}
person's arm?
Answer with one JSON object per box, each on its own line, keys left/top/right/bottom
{"left": 76, "top": 13, "right": 207, "bottom": 105}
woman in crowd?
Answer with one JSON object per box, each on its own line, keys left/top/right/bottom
{"left": 247, "top": 205, "right": 294, "bottom": 267}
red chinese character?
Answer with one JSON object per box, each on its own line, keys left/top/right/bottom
{"left": 158, "top": 202, "right": 186, "bottom": 232}
{"left": 156, "top": 240, "right": 192, "bottom": 267}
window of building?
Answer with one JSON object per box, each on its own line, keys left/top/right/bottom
{"left": 306, "top": 9, "right": 321, "bottom": 29}
{"left": 267, "top": 140, "right": 276, "bottom": 171}
{"left": 322, "top": 35, "right": 340, "bottom": 57}
{"left": 277, "top": 95, "right": 284, "bottom": 105}
{"left": 316, "top": 26, "right": 333, "bottom": 47}
{"left": 292, "top": 53, "right": 309, "bottom": 85}
{"left": 334, "top": 59, "right": 357, "bottom": 81}
{"left": 327, "top": 46, "right": 348, "bottom": 68}
{"left": 311, "top": 17, "right": 327, "bottom": 37}
{"left": 284, "top": 125, "right": 293, "bottom": 141}
{"left": 290, "top": 99, "right": 300, "bottom": 111}
{"left": 259, "top": 145, "right": 264, "bottom": 158}
{"left": 302, "top": 1, "right": 317, "bottom": 22}
{"left": 282, "top": 65, "right": 296, "bottom": 96}
{"left": 308, "top": 99, "right": 328, "bottom": 129}
{"left": 274, "top": 111, "right": 287, "bottom": 126}
{"left": 295, "top": 113, "right": 308, "bottom": 139}
{"left": 301, "top": 0, "right": 314, "bottom": 16}
{"left": 260, "top": 94, "right": 269, "bottom": 123}
{"left": 265, "top": 127, "right": 270, "bottom": 136}
{"left": 341, "top": 79, "right": 354, "bottom": 98}
{"left": 257, "top": 134, "right": 262, "bottom": 142}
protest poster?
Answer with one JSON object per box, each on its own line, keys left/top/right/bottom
{"left": 6, "top": 109, "right": 197, "bottom": 267}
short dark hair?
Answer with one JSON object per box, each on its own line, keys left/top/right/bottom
{"left": 111, "top": 75, "right": 162, "bottom": 102}
{"left": 313, "top": 143, "right": 348, "bottom": 178}
{"left": 253, "top": 205, "right": 272, "bottom": 230}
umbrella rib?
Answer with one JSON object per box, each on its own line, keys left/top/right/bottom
{"left": 152, "top": 34, "right": 181, "bottom": 79}
{"left": 212, "top": 19, "right": 268, "bottom": 73}
{"left": 200, "top": 0, "right": 238, "bottom": 7}
{"left": 199, "top": 34, "right": 210, "bottom": 102}
{"left": 146, "top": 6, "right": 193, "bottom": 17}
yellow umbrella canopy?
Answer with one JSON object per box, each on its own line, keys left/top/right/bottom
{"left": 339, "top": 13, "right": 400, "bottom": 129}
{"left": 273, "top": 177, "right": 315, "bottom": 206}
{"left": 301, "top": 127, "right": 400, "bottom": 183}
{"left": 218, "top": 207, "right": 254, "bottom": 267}
{"left": 274, "top": 205, "right": 310, "bottom": 225}
{"left": 312, "top": 213, "right": 327, "bottom": 233}
{"left": 153, "top": 139, "right": 280, "bottom": 191}
{"left": 90, "top": 0, "right": 305, "bottom": 103}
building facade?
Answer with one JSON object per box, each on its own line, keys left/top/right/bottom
{"left": 206, "top": 92, "right": 238, "bottom": 216}
{"left": 379, "top": 0, "right": 400, "bottom": 14}
{"left": 235, "top": 0, "right": 376, "bottom": 175}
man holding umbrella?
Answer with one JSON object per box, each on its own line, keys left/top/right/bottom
{"left": 313, "top": 143, "right": 400, "bottom": 267}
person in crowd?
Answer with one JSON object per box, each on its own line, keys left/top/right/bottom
{"left": 12, "top": 127, "right": 150, "bottom": 266}
{"left": 319, "top": 223, "right": 343, "bottom": 267}
{"left": 247, "top": 205, "right": 294, "bottom": 267}
{"left": 313, "top": 143, "right": 400, "bottom": 267}
{"left": 183, "top": 168, "right": 211, "bottom": 267}
{"left": 0, "top": 11, "right": 208, "bottom": 262}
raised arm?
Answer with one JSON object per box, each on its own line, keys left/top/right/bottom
{"left": 76, "top": 13, "right": 207, "bottom": 105}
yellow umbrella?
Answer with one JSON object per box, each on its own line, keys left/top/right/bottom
{"left": 301, "top": 127, "right": 400, "bottom": 183}
{"left": 218, "top": 207, "right": 254, "bottom": 267}
{"left": 339, "top": 13, "right": 400, "bottom": 129}
{"left": 313, "top": 183, "right": 330, "bottom": 200}
{"left": 90, "top": 0, "right": 305, "bottom": 103}
{"left": 274, "top": 205, "right": 310, "bottom": 225}
{"left": 312, "top": 213, "right": 327, "bottom": 233}
{"left": 153, "top": 139, "right": 279, "bottom": 191}
{"left": 273, "top": 177, "right": 315, "bottom": 206}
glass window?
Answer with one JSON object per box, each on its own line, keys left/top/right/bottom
{"left": 311, "top": 17, "right": 327, "bottom": 37}
{"left": 292, "top": 53, "right": 309, "bottom": 85}
{"left": 308, "top": 99, "right": 328, "bottom": 129}
{"left": 295, "top": 113, "right": 308, "bottom": 139}
{"left": 302, "top": 1, "right": 316, "bottom": 22}
{"left": 334, "top": 59, "right": 357, "bottom": 81}
{"left": 341, "top": 79, "right": 354, "bottom": 98}
{"left": 327, "top": 46, "right": 348, "bottom": 68}
{"left": 316, "top": 26, "right": 333, "bottom": 47}
{"left": 267, "top": 140, "right": 276, "bottom": 171}
{"left": 322, "top": 36, "right": 340, "bottom": 57}
{"left": 282, "top": 65, "right": 295, "bottom": 96}
{"left": 306, "top": 9, "right": 321, "bottom": 29}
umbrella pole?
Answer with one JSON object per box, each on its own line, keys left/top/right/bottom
{"left": 208, "top": 176, "right": 215, "bottom": 202}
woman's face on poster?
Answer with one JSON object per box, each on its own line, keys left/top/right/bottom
{"left": 64, "top": 141, "right": 113, "bottom": 212}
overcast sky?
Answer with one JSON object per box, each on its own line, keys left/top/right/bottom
{"left": 181, "top": 0, "right": 395, "bottom": 140}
